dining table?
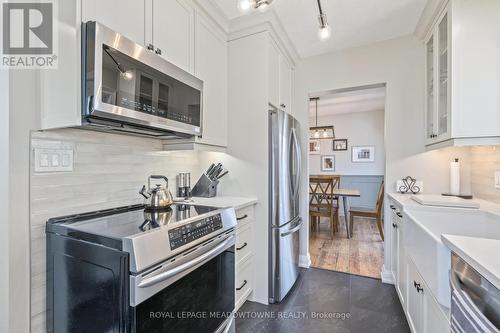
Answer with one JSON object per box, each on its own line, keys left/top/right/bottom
{"left": 331, "top": 188, "right": 361, "bottom": 238}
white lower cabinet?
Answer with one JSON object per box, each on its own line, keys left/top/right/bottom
{"left": 234, "top": 204, "right": 255, "bottom": 311}
{"left": 389, "top": 197, "right": 450, "bottom": 333}
{"left": 407, "top": 258, "right": 423, "bottom": 333}
{"left": 406, "top": 257, "right": 449, "bottom": 333}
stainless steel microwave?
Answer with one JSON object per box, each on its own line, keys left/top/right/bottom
{"left": 81, "top": 21, "right": 203, "bottom": 138}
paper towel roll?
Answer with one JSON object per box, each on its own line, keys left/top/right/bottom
{"left": 450, "top": 158, "right": 460, "bottom": 195}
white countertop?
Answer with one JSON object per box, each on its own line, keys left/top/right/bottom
{"left": 174, "top": 196, "right": 258, "bottom": 210}
{"left": 388, "top": 191, "right": 500, "bottom": 290}
{"left": 442, "top": 234, "right": 500, "bottom": 290}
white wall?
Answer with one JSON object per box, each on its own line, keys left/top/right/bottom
{"left": 309, "top": 110, "right": 385, "bottom": 176}
{"left": 294, "top": 34, "right": 471, "bottom": 276}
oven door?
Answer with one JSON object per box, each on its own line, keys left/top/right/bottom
{"left": 131, "top": 232, "right": 235, "bottom": 333}
{"left": 83, "top": 21, "right": 203, "bottom": 137}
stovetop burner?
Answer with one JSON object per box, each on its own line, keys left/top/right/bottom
{"left": 50, "top": 203, "right": 219, "bottom": 240}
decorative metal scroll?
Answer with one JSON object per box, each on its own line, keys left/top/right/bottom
{"left": 398, "top": 176, "right": 421, "bottom": 194}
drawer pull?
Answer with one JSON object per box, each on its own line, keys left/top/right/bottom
{"left": 236, "top": 214, "right": 248, "bottom": 221}
{"left": 396, "top": 212, "right": 403, "bottom": 218}
{"left": 390, "top": 205, "right": 396, "bottom": 210}
{"left": 236, "top": 280, "right": 248, "bottom": 291}
{"left": 392, "top": 223, "right": 397, "bottom": 229}
{"left": 236, "top": 242, "right": 248, "bottom": 251}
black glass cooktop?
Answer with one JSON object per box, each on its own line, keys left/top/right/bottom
{"left": 49, "top": 204, "right": 219, "bottom": 240}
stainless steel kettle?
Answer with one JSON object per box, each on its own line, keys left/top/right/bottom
{"left": 139, "top": 175, "right": 174, "bottom": 209}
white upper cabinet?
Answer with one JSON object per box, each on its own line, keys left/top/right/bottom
{"left": 425, "top": 0, "right": 500, "bottom": 149}
{"left": 279, "top": 55, "right": 292, "bottom": 111}
{"left": 82, "top": 0, "right": 146, "bottom": 45}
{"left": 267, "top": 35, "right": 294, "bottom": 114}
{"left": 148, "top": 0, "right": 194, "bottom": 73}
{"left": 193, "top": 13, "right": 228, "bottom": 147}
{"left": 268, "top": 39, "right": 280, "bottom": 108}
{"left": 40, "top": 0, "right": 82, "bottom": 129}
{"left": 425, "top": 10, "right": 450, "bottom": 146}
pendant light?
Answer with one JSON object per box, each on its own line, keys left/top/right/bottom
{"left": 316, "top": 0, "right": 331, "bottom": 41}
{"left": 309, "top": 97, "right": 335, "bottom": 140}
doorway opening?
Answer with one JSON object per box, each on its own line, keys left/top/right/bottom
{"left": 307, "top": 84, "right": 386, "bottom": 279}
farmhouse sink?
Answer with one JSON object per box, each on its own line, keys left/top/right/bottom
{"left": 404, "top": 205, "right": 500, "bottom": 308}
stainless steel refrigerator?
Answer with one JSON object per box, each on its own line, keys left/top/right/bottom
{"left": 268, "top": 105, "right": 303, "bottom": 303}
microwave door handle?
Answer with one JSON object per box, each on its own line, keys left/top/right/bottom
{"left": 138, "top": 235, "right": 234, "bottom": 288}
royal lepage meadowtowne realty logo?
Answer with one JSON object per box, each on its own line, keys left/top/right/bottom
{"left": 1, "top": 1, "right": 57, "bottom": 69}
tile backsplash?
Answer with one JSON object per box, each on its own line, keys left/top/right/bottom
{"left": 30, "top": 128, "right": 204, "bottom": 332}
{"left": 471, "top": 146, "right": 500, "bottom": 203}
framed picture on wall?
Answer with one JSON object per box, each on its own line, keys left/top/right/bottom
{"left": 309, "top": 140, "right": 321, "bottom": 155}
{"left": 333, "top": 139, "right": 348, "bottom": 151}
{"left": 352, "top": 146, "right": 375, "bottom": 162}
{"left": 321, "top": 155, "right": 335, "bottom": 171}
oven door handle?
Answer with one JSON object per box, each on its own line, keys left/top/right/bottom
{"left": 138, "top": 235, "right": 234, "bottom": 288}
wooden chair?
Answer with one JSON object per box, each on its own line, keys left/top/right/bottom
{"left": 309, "top": 175, "right": 341, "bottom": 239}
{"left": 349, "top": 181, "right": 385, "bottom": 241}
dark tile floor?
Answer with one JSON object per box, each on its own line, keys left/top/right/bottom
{"left": 236, "top": 268, "right": 410, "bottom": 333}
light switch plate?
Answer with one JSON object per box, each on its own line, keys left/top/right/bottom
{"left": 495, "top": 172, "right": 500, "bottom": 189}
{"left": 34, "top": 148, "right": 73, "bottom": 172}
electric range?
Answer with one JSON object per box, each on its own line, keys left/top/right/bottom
{"left": 46, "top": 203, "right": 237, "bottom": 333}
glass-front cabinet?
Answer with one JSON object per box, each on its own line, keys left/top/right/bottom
{"left": 426, "top": 10, "right": 450, "bottom": 145}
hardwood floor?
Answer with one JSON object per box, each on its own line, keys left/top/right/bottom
{"left": 309, "top": 216, "right": 384, "bottom": 279}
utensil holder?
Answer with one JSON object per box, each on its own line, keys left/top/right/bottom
{"left": 191, "top": 174, "right": 219, "bottom": 197}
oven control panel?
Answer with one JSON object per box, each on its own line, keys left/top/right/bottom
{"left": 168, "top": 214, "right": 223, "bottom": 250}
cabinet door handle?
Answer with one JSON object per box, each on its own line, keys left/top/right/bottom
{"left": 236, "top": 280, "right": 248, "bottom": 291}
{"left": 236, "top": 214, "right": 248, "bottom": 221}
{"left": 147, "top": 43, "right": 154, "bottom": 51}
{"left": 414, "top": 280, "right": 423, "bottom": 293}
{"left": 280, "top": 103, "right": 286, "bottom": 108}
{"left": 236, "top": 242, "right": 248, "bottom": 251}
{"left": 390, "top": 205, "right": 395, "bottom": 210}
{"left": 416, "top": 285, "right": 424, "bottom": 293}
{"left": 396, "top": 212, "right": 403, "bottom": 218}
{"left": 155, "top": 48, "right": 162, "bottom": 55}
{"left": 392, "top": 223, "right": 397, "bottom": 229}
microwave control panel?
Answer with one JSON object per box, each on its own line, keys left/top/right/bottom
{"left": 168, "top": 214, "right": 223, "bottom": 250}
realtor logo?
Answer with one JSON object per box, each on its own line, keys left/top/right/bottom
{"left": 1, "top": 1, "right": 57, "bottom": 68}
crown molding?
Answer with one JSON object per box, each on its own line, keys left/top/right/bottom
{"left": 227, "top": 9, "right": 301, "bottom": 65}
{"left": 192, "top": 0, "right": 230, "bottom": 34}
{"left": 414, "top": 0, "right": 449, "bottom": 40}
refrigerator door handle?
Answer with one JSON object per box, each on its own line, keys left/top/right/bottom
{"left": 281, "top": 218, "right": 303, "bottom": 237}
{"left": 291, "top": 127, "right": 301, "bottom": 200}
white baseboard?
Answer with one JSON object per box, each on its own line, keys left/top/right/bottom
{"left": 299, "top": 253, "right": 311, "bottom": 268}
{"left": 381, "top": 264, "right": 394, "bottom": 284}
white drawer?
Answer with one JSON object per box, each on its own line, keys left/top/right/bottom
{"left": 235, "top": 223, "right": 252, "bottom": 265}
{"left": 235, "top": 256, "right": 253, "bottom": 310}
{"left": 235, "top": 205, "right": 255, "bottom": 227}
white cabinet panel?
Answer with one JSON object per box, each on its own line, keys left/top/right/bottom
{"left": 279, "top": 55, "right": 291, "bottom": 111}
{"left": 40, "top": 0, "right": 81, "bottom": 129}
{"left": 82, "top": 0, "right": 145, "bottom": 45}
{"left": 194, "top": 14, "right": 227, "bottom": 147}
{"left": 407, "top": 258, "right": 423, "bottom": 333}
{"left": 268, "top": 39, "right": 280, "bottom": 108}
{"left": 152, "top": 0, "right": 193, "bottom": 73}
{"left": 396, "top": 228, "right": 407, "bottom": 310}
{"left": 390, "top": 211, "right": 398, "bottom": 282}
{"left": 423, "top": 286, "right": 450, "bottom": 333}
